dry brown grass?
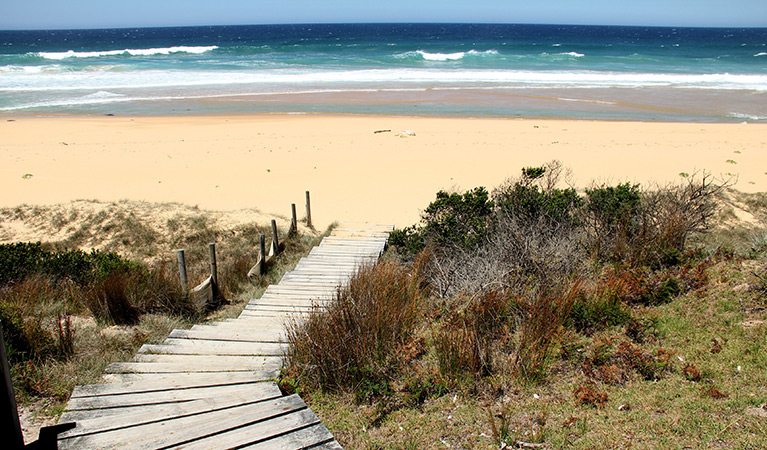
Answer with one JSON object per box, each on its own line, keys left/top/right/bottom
{"left": 285, "top": 259, "right": 424, "bottom": 394}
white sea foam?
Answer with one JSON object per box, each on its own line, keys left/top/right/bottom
{"left": 755, "top": 52, "right": 767, "bottom": 57}
{"left": 395, "top": 49, "right": 500, "bottom": 61}
{"left": 543, "top": 52, "right": 585, "bottom": 58}
{"left": 417, "top": 50, "right": 465, "bottom": 61}
{"left": 727, "top": 112, "right": 767, "bottom": 121}
{"left": 2, "top": 68, "right": 767, "bottom": 100}
{"left": 34, "top": 46, "right": 218, "bottom": 60}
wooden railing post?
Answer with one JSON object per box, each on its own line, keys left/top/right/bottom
{"left": 270, "top": 220, "right": 281, "bottom": 257}
{"left": 290, "top": 203, "right": 298, "bottom": 236}
{"left": 259, "top": 234, "right": 267, "bottom": 275}
{"left": 305, "top": 190, "right": 313, "bottom": 229}
{"left": 176, "top": 249, "right": 188, "bottom": 294}
{"left": 208, "top": 243, "right": 218, "bottom": 288}
{"left": 1, "top": 321, "right": 25, "bottom": 449}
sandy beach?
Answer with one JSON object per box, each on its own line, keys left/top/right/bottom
{"left": 2, "top": 114, "right": 766, "bottom": 229}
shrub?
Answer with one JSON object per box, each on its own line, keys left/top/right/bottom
{"left": 390, "top": 187, "right": 494, "bottom": 256}
{"left": 435, "top": 289, "right": 510, "bottom": 379}
{"left": 285, "top": 260, "right": 422, "bottom": 395}
{"left": 0, "top": 242, "right": 48, "bottom": 285}
{"left": 0, "top": 242, "right": 144, "bottom": 287}
{"left": 84, "top": 270, "right": 140, "bottom": 325}
{"left": 574, "top": 381, "right": 608, "bottom": 407}
{"left": 0, "top": 297, "right": 56, "bottom": 363}
{"left": 494, "top": 163, "right": 583, "bottom": 229}
{"left": 514, "top": 282, "right": 579, "bottom": 383}
{"left": 583, "top": 173, "right": 723, "bottom": 267}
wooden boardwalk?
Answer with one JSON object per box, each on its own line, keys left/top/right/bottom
{"left": 56, "top": 224, "right": 393, "bottom": 449}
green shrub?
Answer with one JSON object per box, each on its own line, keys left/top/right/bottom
{"left": 0, "top": 242, "right": 48, "bottom": 285}
{"left": 0, "top": 242, "right": 144, "bottom": 287}
{"left": 390, "top": 187, "right": 494, "bottom": 255}
{"left": 0, "top": 301, "right": 56, "bottom": 363}
{"left": 568, "top": 293, "right": 632, "bottom": 333}
{"left": 422, "top": 187, "right": 495, "bottom": 249}
{"left": 494, "top": 166, "right": 583, "bottom": 228}
{"left": 585, "top": 183, "right": 642, "bottom": 231}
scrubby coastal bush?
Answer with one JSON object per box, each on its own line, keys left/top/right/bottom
{"left": 284, "top": 162, "right": 760, "bottom": 448}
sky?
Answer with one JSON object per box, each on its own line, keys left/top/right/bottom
{"left": 1, "top": 0, "right": 766, "bottom": 30}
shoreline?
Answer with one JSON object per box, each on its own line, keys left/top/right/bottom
{"left": 2, "top": 114, "right": 766, "bottom": 229}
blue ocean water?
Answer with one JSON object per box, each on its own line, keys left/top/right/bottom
{"left": 1, "top": 24, "right": 766, "bottom": 121}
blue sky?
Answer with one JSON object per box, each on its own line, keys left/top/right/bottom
{"left": 2, "top": 0, "right": 766, "bottom": 30}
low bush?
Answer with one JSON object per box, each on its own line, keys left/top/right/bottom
{"left": 285, "top": 260, "right": 423, "bottom": 395}
{"left": 435, "top": 289, "right": 510, "bottom": 379}
{"left": 390, "top": 186, "right": 494, "bottom": 256}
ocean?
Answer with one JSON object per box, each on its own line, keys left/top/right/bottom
{"left": 1, "top": 23, "right": 766, "bottom": 122}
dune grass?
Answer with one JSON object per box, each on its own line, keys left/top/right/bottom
{"left": 0, "top": 207, "right": 324, "bottom": 429}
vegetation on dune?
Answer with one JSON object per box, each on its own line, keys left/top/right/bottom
{"left": 285, "top": 162, "right": 767, "bottom": 449}
{"left": 0, "top": 209, "right": 322, "bottom": 423}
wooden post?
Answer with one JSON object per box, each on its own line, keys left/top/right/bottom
{"left": 1, "top": 321, "right": 25, "bottom": 449}
{"left": 208, "top": 243, "right": 218, "bottom": 288}
{"left": 176, "top": 249, "right": 188, "bottom": 294}
{"left": 271, "top": 219, "right": 281, "bottom": 256}
{"left": 290, "top": 203, "right": 298, "bottom": 235}
{"left": 259, "top": 234, "right": 266, "bottom": 275}
{"left": 305, "top": 190, "right": 313, "bottom": 228}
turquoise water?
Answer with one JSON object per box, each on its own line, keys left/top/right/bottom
{"left": 1, "top": 24, "right": 766, "bottom": 121}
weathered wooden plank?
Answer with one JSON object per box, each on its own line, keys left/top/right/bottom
{"left": 237, "top": 310, "right": 311, "bottom": 319}
{"left": 193, "top": 317, "right": 287, "bottom": 329}
{"left": 310, "top": 248, "right": 381, "bottom": 255}
{"left": 266, "top": 285, "right": 338, "bottom": 294}
{"left": 169, "top": 328, "right": 286, "bottom": 342}
{"left": 320, "top": 239, "right": 387, "bottom": 246}
{"left": 311, "top": 247, "right": 382, "bottom": 254}
{"left": 236, "top": 423, "right": 337, "bottom": 450}
{"left": 65, "top": 381, "right": 278, "bottom": 411}
{"left": 163, "top": 407, "right": 321, "bottom": 450}
{"left": 130, "top": 353, "right": 283, "bottom": 366}
{"left": 285, "top": 266, "right": 358, "bottom": 273}
{"left": 73, "top": 372, "right": 271, "bottom": 397}
{"left": 245, "top": 299, "right": 327, "bottom": 309}
{"left": 105, "top": 361, "right": 281, "bottom": 375}
{"left": 297, "top": 257, "right": 371, "bottom": 264}
{"left": 59, "top": 395, "right": 312, "bottom": 450}
{"left": 258, "top": 293, "right": 333, "bottom": 302}
{"left": 242, "top": 303, "right": 317, "bottom": 311}
{"left": 139, "top": 340, "right": 287, "bottom": 356}
{"left": 278, "top": 276, "right": 346, "bottom": 285}
{"left": 238, "top": 306, "right": 313, "bottom": 314}
{"left": 275, "top": 281, "right": 343, "bottom": 289}
{"left": 61, "top": 392, "right": 288, "bottom": 438}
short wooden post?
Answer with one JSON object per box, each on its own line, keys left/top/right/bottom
{"left": 305, "top": 190, "right": 313, "bottom": 228}
{"left": 208, "top": 243, "right": 218, "bottom": 288}
{"left": 1, "top": 321, "right": 25, "bottom": 449}
{"left": 271, "top": 219, "right": 281, "bottom": 256}
{"left": 290, "top": 203, "right": 298, "bottom": 235}
{"left": 176, "top": 249, "right": 188, "bottom": 294}
{"left": 259, "top": 234, "right": 267, "bottom": 275}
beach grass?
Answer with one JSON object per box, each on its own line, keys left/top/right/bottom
{"left": 0, "top": 201, "right": 324, "bottom": 441}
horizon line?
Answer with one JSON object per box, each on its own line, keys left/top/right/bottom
{"left": 3, "top": 21, "right": 767, "bottom": 32}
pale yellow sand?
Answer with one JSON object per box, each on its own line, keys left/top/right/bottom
{"left": 2, "top": 115, "right": 765, "bottom": 228}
